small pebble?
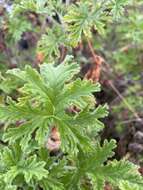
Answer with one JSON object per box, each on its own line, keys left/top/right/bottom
{"left": 134, "top": 131, "right": 143, "bottom": 144}
{"left": 128, "top": 143, "right": 143, "bottom": 154}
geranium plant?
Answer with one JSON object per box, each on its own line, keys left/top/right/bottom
{"left": 0, "top": 0, "right": 143, "bottom": 190}
{"left": 0, "top": 56, "right": 143, "bottom": 189}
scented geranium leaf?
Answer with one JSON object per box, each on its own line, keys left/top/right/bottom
{"left": 40, "top": 160, "right": 67, "bottom": 190}
{"left": 76, "top": 114, "right": 105, "bottom": 133}
{"left": 95, "top": 160, "right": 143, "bottom": 188}
{"left": 0, "top": 74, "right": 23, "bottom": 94}
{"left": 1, "top": 143, "right": 22, "bottom": 171}
{"left": 7, "top": 68, "right": 26, "bottom": 81}
{"left": 64, "top": 2, "right": 93, "bottom": 46}
{"left": 40, "top": 159, "right": 68, "bottom": 190}
{"left": 111, "top": 0, "right": 129, "bottom": 20}
{"left": 23, "top": 65, "right": 51, "bottom": 97}
{"left": 0, "top": 143, "right": 49, "bottom": 187}
{"left": 56, "top": 119, "right": 79, "bottom": 153}
{"left": 40, "top": 178, "right": 65, "bottom": 190}
{"left": 3, "top": 123, "right": 33, "bottom": 143}
{"left": 77, "top": 140, "right": 116, "bottom": 172}
{"left": 7, "top": 66, "right": 51, "bottom": 101}
{"left": 0, "top": 98, "right": 24, "bottom": 121}
{"left": 35, "top": 121, "right": 49, "bottom": 145}
{"left": 0, "top": 98, "right": 23, "bottom": 122}
{"left": 64, "top": 79, "right": 100, "bottom": 100}
{"left": 69, "top": 104, "right": 108, "bottom": 131}
{"left": 89, "top": 174, "right": 104, "bottom": 190}
{"left": 40, "top": 56, "right": 80, "bottom": 90}
{"left": 53, "top": 114, "right": 93, "bottom": 153}
{"left": 90, "top": 140, "right": 116, "bottom": 167}
{"left": 64, "top": 1, "right": 107, "bottom": 46}
{"left": 1, "top": 96, "right": 54, "bottom": 147}
{"left": 119, "top": 181, "right": 140, "bottom": 190}
{"left": 4, "top": 166, "right": 19, "bottom": 184}
{"left": 56, "top": 79, "right": 100, "bottom": 110}
{"left": 3, "top": 123, "right": 37, "bottom": 151}
{"left": 1, "top": 145, "right": 22, "bottom": 184}
{"left": 65, "top": 171, "right": 81, "bottom": 190}
{"left": 69, "top": 126, "right": 93, "bottom": 152}
{"left": 0, "top": 97, "right": 52, "bottom": 123}
{"left": 94, "top": 104, "right": 109, "bottom": 118}
{"left": 20, "top": 64, "right": 63, "bottom": 106}
{"left": 8, "top": 66, "right": 53, "bottom": 108}
{"left": 50, "top": 160, "right": 69, "bottom": 179}
{"left": 1, "top": 99, "right": 53, "bottom": 148}
{"left": 4, "top": 119, "right": 50, "bottom": 149}
{"left": 65, "top": 140, "right": 116, "bottom": 189}
{"left": 2, "top": 147, "right": 17, "bottom": 167}
{"left": 38, "top": 26, "right": 67, "bottom": 61}
{"left": 66, "top": 140, "right": 143, "bottom": 189}
{"left": 22, "top": 155, "right": 48, "bottom": 183}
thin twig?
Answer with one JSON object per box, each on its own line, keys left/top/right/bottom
{"left": 87, "top": 39, "right": 98, "bottom": 61}
{"left": 108, "top": 80, "right": 142, "bottom": 122}
{"left": 118, "top": 118, "right": 143, "bottom": 125}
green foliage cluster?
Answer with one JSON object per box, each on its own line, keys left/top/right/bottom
{"left": 0, "top": 57, "right": 143, "bottom": 190}
{"left": 0, "top": 0, "right": 143, "bottom": 189}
